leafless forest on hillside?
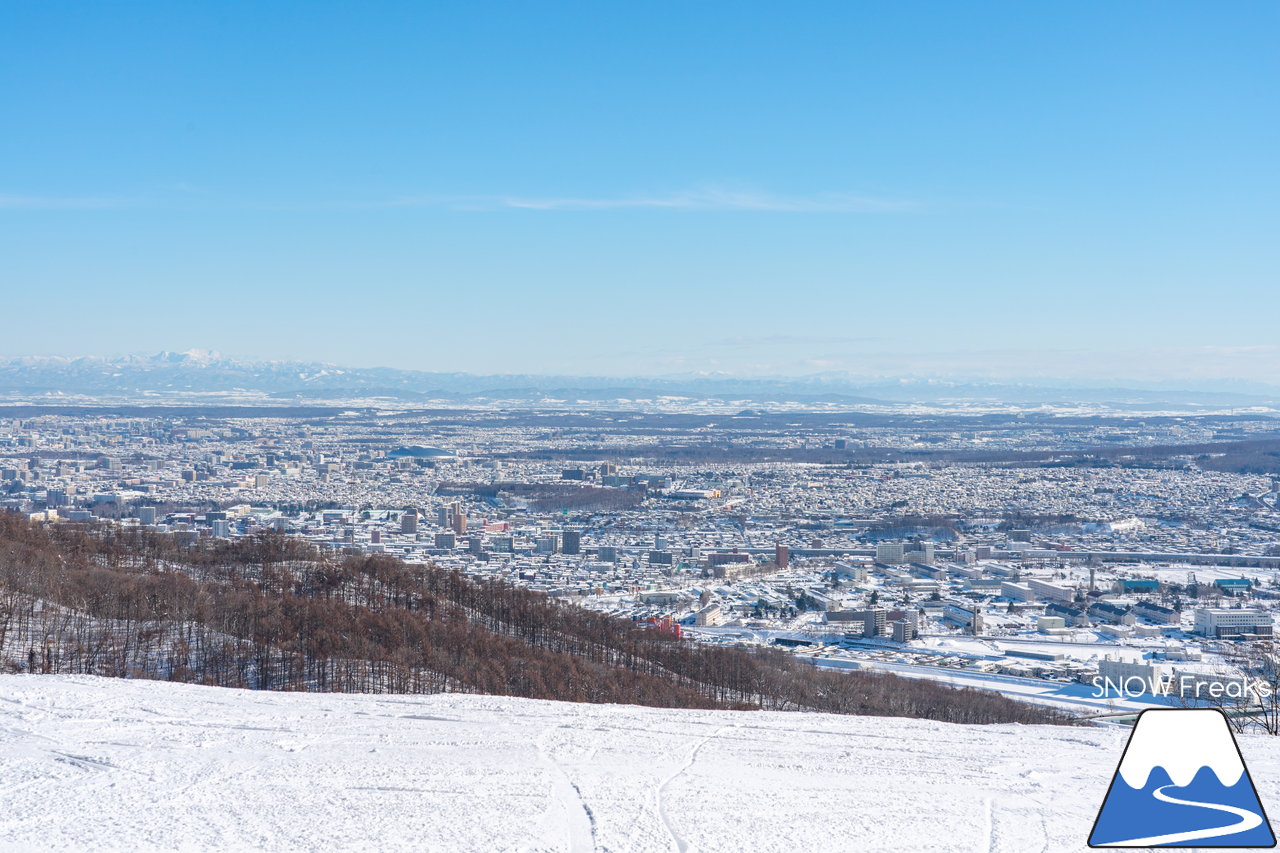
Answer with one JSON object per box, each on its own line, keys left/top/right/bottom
{"left": 0, "top": 514, "right": 1073, "bottom": 726}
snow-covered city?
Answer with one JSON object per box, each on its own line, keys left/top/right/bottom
{"left": 4, "top": 0, "right": 1278, "bottom": 849}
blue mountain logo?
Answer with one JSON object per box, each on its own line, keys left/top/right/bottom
{"left": 1090, "top": 708, "right": 1276, "bottom": 848}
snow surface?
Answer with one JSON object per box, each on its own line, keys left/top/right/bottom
{"left": 3, "top": 675, "right": 1280, "bottom": 852}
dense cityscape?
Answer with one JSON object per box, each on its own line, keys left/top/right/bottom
{"left": 5, "top": 0, "right": 1277, "bottom": 847}
{"left": 6, "top": 403, "right": 1280, "bottom": 716}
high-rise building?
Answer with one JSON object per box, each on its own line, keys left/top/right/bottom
{"left": 850, "top": 608, "right": 888, "bottom": 638}
{"left": 875, "top": 542, "right": 905, "bottom": 564}
{"left": 137, "top": 506, "right": 156, "bottom": 525}
{"left": 400, "top": 509, "right": 419, "bottom": 534}
{"left": 561, "top": 530, "right": 581, "bottom": 555}
{"left": 775, "top": 543, "right": 789, "bottom": 568}
{"left": 904, "top": 542, "right": 935, "bottom": 564}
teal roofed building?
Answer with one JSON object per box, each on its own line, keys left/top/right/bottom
{"left": 1112, "top": 578, "right": 1160, "bottom": 594}
{"left": 1215, "top": 577, "right": 1253, "bottom": 594}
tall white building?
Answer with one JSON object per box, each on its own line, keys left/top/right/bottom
{"left": 1027, "top": 578, "right": 1075, "bottom": 603}
{"left": 875, "top": 542, "right": 905, "bottom": 564}
{"left": 1194, "top": 608, "right": 1273, "bottom": 638}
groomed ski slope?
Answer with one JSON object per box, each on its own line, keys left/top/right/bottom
{"left": 2, "top": 676, "right": 1278, "bottom": 853}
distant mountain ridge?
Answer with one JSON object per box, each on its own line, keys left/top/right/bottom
{"left": 0, "top": 352, "right": 887, "bottom": 403}
{"left": 0, "top": 352, "right": 1278, "bottom": 409}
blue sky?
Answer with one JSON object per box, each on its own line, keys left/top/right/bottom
{"left": 2, "top": 1, "right": 1277, "bottom": 381}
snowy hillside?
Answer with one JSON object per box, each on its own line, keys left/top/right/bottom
{"left": 3, "top": 676, "right": 1279, "bottom": 852}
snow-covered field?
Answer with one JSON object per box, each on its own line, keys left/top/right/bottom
{"left": 3, "top": 676, "right": 1280, "bottom": 852}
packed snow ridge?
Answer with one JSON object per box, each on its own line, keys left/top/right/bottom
{"left": 4, "top": 676, "right": 1280, "bottom": 852}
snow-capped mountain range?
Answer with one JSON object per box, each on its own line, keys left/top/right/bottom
{"left": 1, "top": 351, "right": 1278, "bottom": 409}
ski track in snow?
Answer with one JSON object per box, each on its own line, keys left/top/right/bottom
{"left": 537, "top": 727, "right": 597, "bottom": 852}
{"left": 655, "top": 724, "right": 733, "bottom": 853}
{"left": 4, "top": 675, "right": 1280, "bottom": 852}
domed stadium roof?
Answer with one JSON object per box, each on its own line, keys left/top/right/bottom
{"left": 387, "top": 445, "right": 456, "bottom": 459}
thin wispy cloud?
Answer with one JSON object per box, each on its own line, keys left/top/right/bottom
{"left": 0, "top": 194, "right": 127, "bottom": 210}
{"left": 588, "top": 345, "right": 1280, "bottom": 386}
{"left": 712, "top": 334, "right": 881, "bottom": 348}
{"left": 795, "top": 345, "right": 1280, "bottom": 385}
{"left": 495, "top": 187, "right": 917, "bottom": 213}
{"left": 1, "top": 187, "right": 920, "bottom": 214}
